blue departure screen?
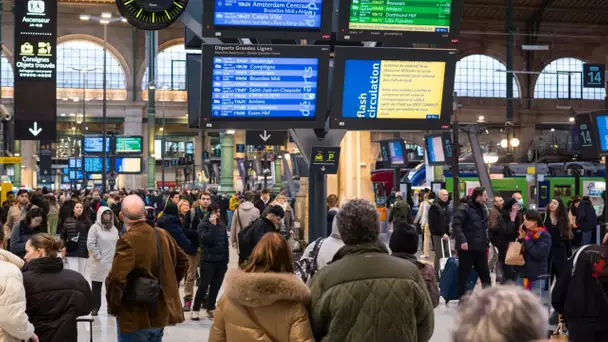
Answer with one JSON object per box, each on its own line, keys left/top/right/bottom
{"left": 211, "top": 56, "right": 318, "bottom": 118}
{"left": 596, "top": 115, "right": 608, "bottom": 152}
{"left": 214, "top": 0, "right": 322, "bottom": 28}
{"left": 84, "top": 157, "right": 110, "bottom": 173}
{"left": 83, "top": 136, "right": 111, "bottom": 154}
{"left": 389, "top": 141, "right": 405, "bottom": 165}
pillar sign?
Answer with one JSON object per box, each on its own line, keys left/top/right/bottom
{"left": 311, "top": 147, "right": 340, "bottom": 174}
{"left": 14, "top": 0, "right": 57, "bottom": 141}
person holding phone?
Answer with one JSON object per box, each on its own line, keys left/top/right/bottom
{"left": 517, "top": 210, "right": 552, "bottom": 291}
{"left": 191, "top": 203, "right": 229, "bottom": 320}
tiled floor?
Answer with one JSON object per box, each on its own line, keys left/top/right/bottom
{"left": 81, "top": 247, "right": 458, "bottom": 342}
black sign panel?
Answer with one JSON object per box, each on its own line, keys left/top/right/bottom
{"left": 311, "top": 147, "right": 340, "bottom": 174}
{"left": 246, "top": 130, "right": 288, "bottom": 146}
{"left": 39, "top": 140, "right": 53, "bottom": 177}
{"left": 572, "top": 114, "right": 599, "bottom": 160}
{"left": 583, "top": 64, "right": 605, "bottom": 88}
{"left": 14, "top": 0, "right": 57, "bottom": 141}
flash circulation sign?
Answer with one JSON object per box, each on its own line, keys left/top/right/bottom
{"left": 14, "top": 0, "right": 57, "bottom": 141}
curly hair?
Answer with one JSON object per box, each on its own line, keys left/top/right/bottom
{"left": 453, "top": 286, "right": 547, "bottom": 342}
{"left": 336, "top": 198, "right": 379, "bottom": 245}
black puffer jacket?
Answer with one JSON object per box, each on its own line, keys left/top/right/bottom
{"left": 22, "top": 257, "right": 92, "bottom": 342}
{"left": 427, "top": 199, "right": 451, "bottom": 236}
{"left": 10, "top": 220, "right": 44, "bottom": 259}
{"left": 60, "top": 215, "right": 92, "bottom": 258}
{"left": 577, "top": 199, "right": 598, "bottom": 232}
{"left": 198, "top": 216, "right": 229, "bottom": 264}
{"left": 452, "top": 200, "right": 489, "bottom": 252}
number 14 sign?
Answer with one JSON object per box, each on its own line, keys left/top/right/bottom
{"left": 583, "top": 63, "right": 605, "bottom": 88}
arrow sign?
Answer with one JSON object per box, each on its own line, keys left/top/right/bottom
{"left": 29, "top": 122, "right": 42, "bottom": 136}
{"left": 321, "top": 165, "right": 326, "bottom": 172}
{"left": 311, "top": 146, "right": 341, "bottom": 174}
{"left": 259, "top": 130, "right": 271, "bottom": 142}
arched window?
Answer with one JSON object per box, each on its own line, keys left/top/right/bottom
{"left": 534, "top": 57, "right": 605, "bottom": 100}
{"left": 57, "top": 40, "right": 126, "bottom": 89}
{"left": 1, "top": 54, "right": 13, "bottom": 87}
{"left": 142, "top": 44, "right": 199, "bottom": 90}
{"left": 455, "top": 54, "right": 520, "bottom": 98}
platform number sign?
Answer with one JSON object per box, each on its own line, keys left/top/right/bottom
{"left": 583, "top": 64, "right": 605, "bottom": 88}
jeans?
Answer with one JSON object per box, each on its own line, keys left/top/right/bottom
{"left": 91, "top": 281, "right": 103, "bottom": 312}
{"left": 117, "top": 320, "right": 164, "bottom": 342}
{"left": 193, "top": 262, "right": 228, "bottom": 311}
{"left": 583, "top": 231, "right": 593, "bottom": 245}
{"left": 227, "top": 210, "right": 234, "bottom": 231}
{"left": 457, "top": 249, "right": 491, "bottom": 298}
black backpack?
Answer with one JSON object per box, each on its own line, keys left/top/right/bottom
{"left": 237, "top": 218, "right": 259, "bottom": 261}
{"left": 294, "top": 237, "right": 325, "bottom": 285}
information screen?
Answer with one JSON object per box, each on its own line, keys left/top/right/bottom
{"left": 331, "top": 47, "right": 455, "bottom": 130}
{"left": 68, "top": 158, "right": 82, "bottom": 169}
{"left": 426, "top": 135, "right": 446, "bottom": 165}
{"left": 83, "top": 136, "right": 111, "bottom": 154}
{"left": 202, "top": 44, "right": 329, "bottom": 129}
{"left": 69, "top": 170, "right": 84, "bottom": 181}
{"left": 84, "top": 157, "right": 111, "bottom": 173}
{"left": 595, "top": 115, "right": 608, "bottom": 153}
{"left": 338, "top": 0, "right": 461, "bottom": 43}
{"left": 114, "top": 157, "right": 142, "bottom": 173}
{"left": 115, "top": 136, "right": 143, "bottom": 154}
{"left": 203, "top": 0, "right": 332, "bottom": 39}
{"left": 389, "top": 140, "right": 405, "bottom": 165}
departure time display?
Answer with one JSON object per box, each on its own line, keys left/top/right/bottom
{"left": 214, "top": 0, "right": 323, "bottom": 28}
{"left": 349, "top": 0, "right": 452, "bottom": 33}
{"left": 341, "top": 59, "right": 446, "bottom": 120}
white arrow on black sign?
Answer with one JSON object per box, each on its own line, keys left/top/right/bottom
{"left": 259, "top": 130, "right": 271, "bottom": 142}
{"left": 321, "top": 165, "right": 326, "bottom": 172}
{"left": 29, "top": 122, "right": 42, "bottom": 136}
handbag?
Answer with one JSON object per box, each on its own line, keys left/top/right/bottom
{"left": 550, "top": 322, "right": 568, "bottom": 341}
{"left": 505, "top": 241, "right": 525, "bottom": 266}
{"left": 124, "top": 227, "right": 163, "bottom": 305}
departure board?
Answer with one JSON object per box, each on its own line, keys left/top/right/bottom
{"left": 330, "top": 46, "right": 456, "bottom": 130}
{"left": 214, "top": 0, "right": 323, "bottom": 28}
{"left": 84, "top": 157, "right": 111, "bottom": 173}
{"left": 115, "top": 136, "right": 143, "bottom": 154}
{"left": 202, "top": 44, "right": 329, "bottom": 129}
{"left": 349, "top": 0, "right": 452, "bottom": 33}
{"left": 83, "top": 136, "right": 110, "bottom": 154}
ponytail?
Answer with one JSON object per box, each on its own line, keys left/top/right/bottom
{"left": 29, "top": 233, "right": 64, "bottom": 257}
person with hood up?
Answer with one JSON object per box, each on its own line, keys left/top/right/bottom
{"left": 86, "top": 206, "right": 120, "bottom": 316}
{"left": 22, "top": 233, "right": 92, "bottom": 342}
{"left": 390, "top": 221, "right": 440, "bottom": 308}
{"left": 0, "top": 247, "right": 38, "bottom": 342}
{"left": 229, "top": 192, "right": 260, "bottom": 263}
{"left": 10, "top": 207, "right": 46, "bottom": 260}
{"left": 60, "top": 201, "right": 92, "bottom": 278}
{"left": 209, "top": 232, "right": 314, "bottom": 341}
{"left": 577, "top": 196, "right": 598, "bottom": 246}
{"left": 157, "top": 200, "right": 192, "bottom": 253}
{"left": 301, "top": 208, "right": 345, "bottom": 272}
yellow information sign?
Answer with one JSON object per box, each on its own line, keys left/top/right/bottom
{"left": 0, "top": 157, "right": 22, "bottom": 164}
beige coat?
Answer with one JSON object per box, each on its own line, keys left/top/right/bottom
{"left": 0, "top": 249, "right": 34, "bottom": 342}
{"left": 209, "top": 270, "right": 314, "bottom": 342}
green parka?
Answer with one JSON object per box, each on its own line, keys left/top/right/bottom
{"left": 309, "top": 242, "right": 435, "bottom": 342}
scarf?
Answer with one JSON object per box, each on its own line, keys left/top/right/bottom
{"left": 522, "top": 227, "right": 548, "bottom": 290}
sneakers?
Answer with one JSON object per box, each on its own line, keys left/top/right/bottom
{"left": 190, "top": 311, "right": 200, "bottom": 321}
{"left": 206, "top": 309, "right": 215, "bottom": 320}
{"left": 91, "top": 310, "right": 98, "bottom": 317}
{"left": 183, "top": 299, "right": 192, "bottom": 312}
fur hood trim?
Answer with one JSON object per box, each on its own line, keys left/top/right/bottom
{"left": 224, "top": 269, "right": 311, "bottom": 308}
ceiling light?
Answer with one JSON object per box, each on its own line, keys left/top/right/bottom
{"left": 73, "top": 97, "right": 80, "bottom": 102}
{"left": 69, "top": 113, "right": 75, "bottom": 116}
{"left": 101, "top": 12, "right": 112, "bottom": 19}
{"left": 550, "top": 128, "right": 555, "bottom": 132}
{"left": 159, "top": 127, "right": 164, "bottom": 131}
{"left": 100, "top": 19, "right": 110, "bottom": 25}
{"left": 477, "top": 115, "right": 485, "bottom": 122}
{"left": 226, "top": 130, "right": 235, "bottom": 134}
{"left": 79, "top": 14, "right": 90, "bottom": 21}
{"left": 60, "top": 113, "right": 66, "bottom": 117}
{"left": 569, "top": 117, "right": 575, "bottom": 123}
{"left": 500, "top": 139, "right": 508, "bottom": 148}
{"left": 510, "top": 138, "right": 520, "bottom": 148}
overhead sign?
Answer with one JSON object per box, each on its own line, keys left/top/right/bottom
{"left": 246, "top": 130, "right": 289, "bottom": 146}
{"left": 594, "top": 113, "right": 608, "bottom": 154}
{"left": 583, "top": 63, "right": 605, "bottom": 88}
{"left": 573, "top": 113, "right": 598, "bottom": 159}
{"left": 311, "top": 146, "right": 340, "bottom": 174}
{"left": 379, "top": 139, "right": 407, "bottom": 168}
{"left": 0, "top": 157, "right": 22, "bottom": 164}
{"left": 187, "top": 53, "right": 201, "bottom": 128}
{"left": 14, "top": 0, "right": 57, "bottom": 141}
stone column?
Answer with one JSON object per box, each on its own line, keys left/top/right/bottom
{"left": 20, "top": 140, "right": 35, "bottom": 188}
{"left": 219, "top": 133, "right": 234, "bottom": 194}
{"left": 337, "top": 131, "right": 374, "bottom": 203}
{"left": 145, "top": 31, "right": 158, "bottom": 189}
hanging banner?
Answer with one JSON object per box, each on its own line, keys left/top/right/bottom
{"left": 14, "top": 0, "right": 57, "bottom": 141}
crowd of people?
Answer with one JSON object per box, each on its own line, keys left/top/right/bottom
{"left": 0, "top": 184, "right": 607, "bottom": 341}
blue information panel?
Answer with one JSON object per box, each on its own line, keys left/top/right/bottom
{"left": 211, "top": 57, "right": 318, "bottom": 118}
{"left": 214, "top": 0, "right": 322, "bottom": 28}
{"left": 68, "top": 158, "right": 82, "bottom": 169}
{"left": 202, "top": 44, "right": 329, "bottom": 129}
{"left": 425, "top": 135, "right": 446, "bottom": 165}
{"left": 596, "top": 115, "right": 608, "bottom": 153}
{"left": 84, "top": 157, "right": 111, "bottom": 173}
{"left": 83, "top": 136, "right": 111, "bottom": 154}
{"left": 388, "top": 141, "right": 405, "bottom": 166}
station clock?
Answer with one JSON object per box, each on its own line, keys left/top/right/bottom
{"left": 116, "top": 0, "right": 188, "bottom": 30}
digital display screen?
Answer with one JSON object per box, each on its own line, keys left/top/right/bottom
{"left": 202, "top": 44, "right": 329, "bottom": 129}
{"left": 342, "top": 59, "right": 445, "bottom": 120}
{"left": 114, "top": 157, "right": 142, "bottom": 173}
{"left": 214, "top": 0, "right": 322, "bottom": 29}
{"left": 69, "top": 170, "right": 84, "bottom": 181}
{"left": 186, "top": 142, "right": 194, "bottom": 154}
{"left": 84, "top": 157, "right": 111, "bottom": 173}
{"left": 596, "top": 115, "right": 608, "bottom": 152}
{"left": 389, "top": 141, "right": 405, "bottom": 165}
{"left": 68, "top": 158, "right": 82, "bottom": 169}
{"left": 83, "top": 136, "right": 111, "bottom": 154}
{"left": 426, "top": 136, "right": 446, "bottom": 164}
{"left": 115, "top": 136, "right": 143, "bottom": 154}
{"left": 349, "top": 0, "right": 452, "bottom": 34}
{"left": 62, "top": 175, "right": 70, "bottom": 183}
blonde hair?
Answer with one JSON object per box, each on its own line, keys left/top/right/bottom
{"left": 453, "top": 286, "right": 548, "bottom": 342}
{"left": 177, "top": 199, "right": 190, "bottom": 214}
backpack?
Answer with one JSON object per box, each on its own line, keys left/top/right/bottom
{"left": 237, "top": 218, "right": 259, "bottom": 261}
{"left": 294, "top": 237, "right": 325, "bottom": 285}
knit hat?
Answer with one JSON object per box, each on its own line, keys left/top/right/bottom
{"left": 337, "top": 199, "right": 379, "bottom": 245}
{"left": 389, "top": 222, "right": 419, "bottom": 255}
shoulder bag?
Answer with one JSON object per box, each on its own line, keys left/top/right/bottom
{"left": 124, "top": 227, "right": 163, "bottom": 305}
{"left": 505, "top": 239, "right": 525, "bottom": 266}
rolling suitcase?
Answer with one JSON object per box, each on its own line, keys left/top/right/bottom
{"left": 439, "top": 252, "right": 478, "bottom": 304}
